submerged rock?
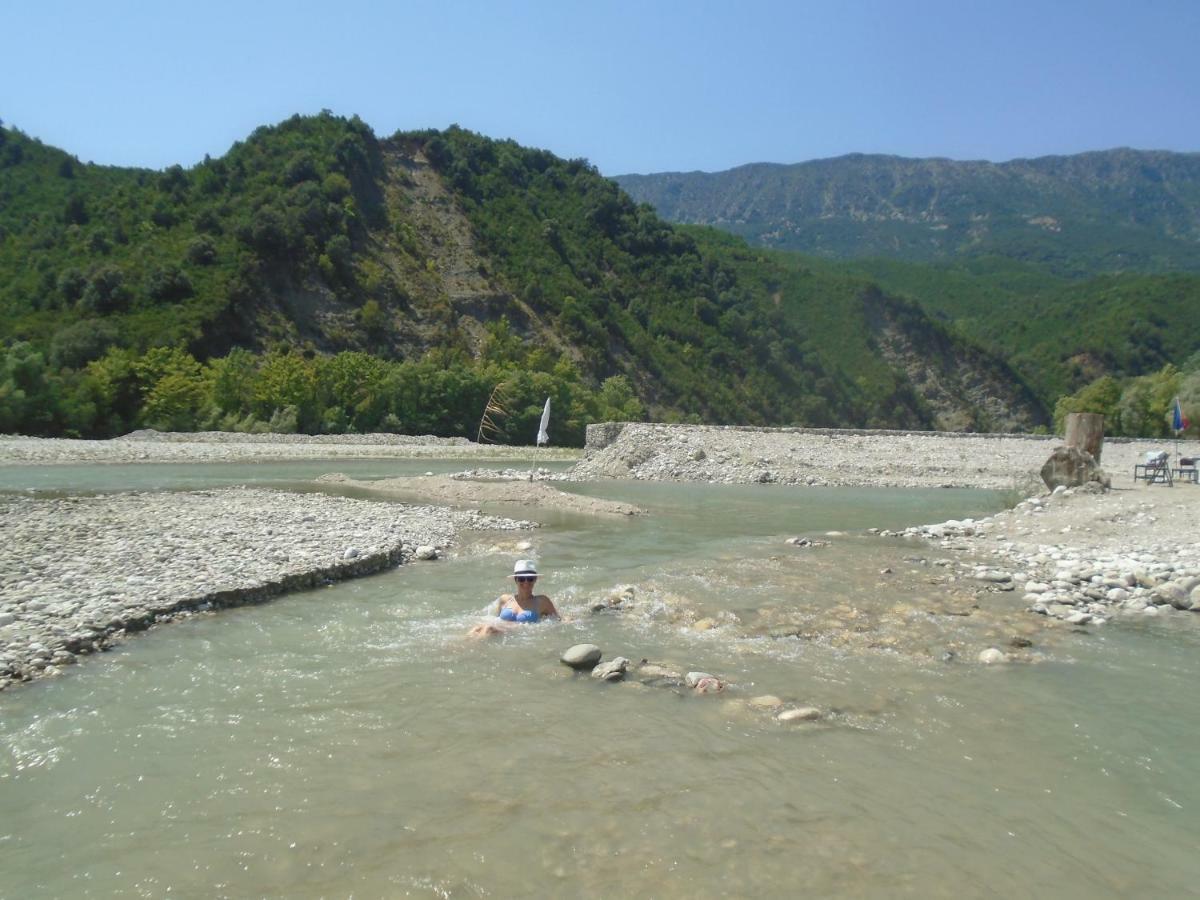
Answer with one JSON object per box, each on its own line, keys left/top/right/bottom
{"left": 778, "top": 706, "right": 821, "bottom": 723}
{"left": 635, "top": 663, "right": 684, "bottom": 685}
{"left": 978, "top": 648, "right": 1007, "bottom": 665}
{"left": 749, "top": 694, "right": 784, "bottom": 709}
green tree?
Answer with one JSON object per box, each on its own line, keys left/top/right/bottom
{"left": 1052, "top": 375, "right": 1122, "bottom": 434}
{"left": 254, "top": 350, "right": 317, "bottom": 430}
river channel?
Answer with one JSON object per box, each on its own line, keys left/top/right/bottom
{"left": 2, "top": 461, "right": 1198, "bottom": 897}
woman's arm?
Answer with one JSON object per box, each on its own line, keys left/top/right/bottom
{"left": 538, "top": 595, "right": 559, "bottom": 618}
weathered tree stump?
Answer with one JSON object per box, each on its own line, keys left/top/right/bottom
{"left": 1065, "top": 412, "right": 1105, "bottom": 462}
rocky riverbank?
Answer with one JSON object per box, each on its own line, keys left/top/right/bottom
{"left": 575, "top": 422, "right": 1182, "bottom": 489}
{"left": 0, "top": 488, "right": 532, "bottom": 691}
{"left": 0, "top": 431, "right": 580, "bottom": 465}
{"left": 889, "top": 481, "right": 1200, "bottom": 630}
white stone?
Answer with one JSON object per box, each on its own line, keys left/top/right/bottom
{"left": 978, "top": 648, "right": 1007, "bottom": 665}
{"left": 777, "top": 706, "right": 821, "bottom": 723}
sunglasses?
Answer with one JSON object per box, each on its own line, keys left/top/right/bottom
{"left": 515, "top": 576, "right": 537, "bottom": 583}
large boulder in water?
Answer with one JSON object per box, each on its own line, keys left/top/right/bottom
{"left": 561, "top": 644, "right": 602, "bottom": 670}
{"left": 1039, "top": 446, "right": 1110, "bottom": 492}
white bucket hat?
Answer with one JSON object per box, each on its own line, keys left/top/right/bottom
{"left": 512, "top": 559, "right": 538, "bottom": 578}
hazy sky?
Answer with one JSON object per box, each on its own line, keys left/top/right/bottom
{"left": 3, "top": 0, "right": 1197, "bottom": 174}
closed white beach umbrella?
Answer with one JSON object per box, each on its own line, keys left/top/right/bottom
{"left": 536, "top": 397, "right": 551, "bottom": 446}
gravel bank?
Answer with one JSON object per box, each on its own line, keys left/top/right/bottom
{"left": 575, "top": 423, "right": 1183, "bottom": 489}
{"left": 0, "top": 432, "right": 580, "bottom": 466}
{"left": 889, "top": 482, "right": 1200, "bottom": 629}
{"left": 316, "top": 472, "right": 643, "bottom": 516}
{"left": 0, "top": 488, "right": 531, "bottom": 691}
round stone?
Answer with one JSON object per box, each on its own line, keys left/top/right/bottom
{"left": 978, "top": 648, "right": 1007, "bottom": 665}
{"left": 561, "top": 644, "right": 602, "bottom": 669}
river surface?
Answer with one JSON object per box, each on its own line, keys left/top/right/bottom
{"left": 2, "top": 462, "right": 1199, "bottom": 897}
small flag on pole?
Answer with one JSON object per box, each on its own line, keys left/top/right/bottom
{"left": 1173, "top": 396, "right": 1189, "bottom": 433}
{"left": 536, "top": 397, "right": 551, "bottom": 446}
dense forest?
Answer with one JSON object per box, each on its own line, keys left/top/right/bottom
{"left": 3, "top": 114, "right": 1195, "bottom": 442}
{"left": 0, "top": 113, "right": 1052, "bottom": 442}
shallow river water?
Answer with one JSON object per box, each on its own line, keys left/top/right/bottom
{"left": 2, "top": 463, "right": 1199, "bottom": 897}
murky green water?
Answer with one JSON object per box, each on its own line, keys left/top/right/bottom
{"left": 2, "top": 466, "right": 1199, "bottom": 897}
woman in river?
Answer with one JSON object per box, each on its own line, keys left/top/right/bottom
{"left": 468, "top": 559, "right": 558, "bottom": 637}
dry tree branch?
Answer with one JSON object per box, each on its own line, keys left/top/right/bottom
{"left": 476, "top": 381, "right": 511, "bottom": 444}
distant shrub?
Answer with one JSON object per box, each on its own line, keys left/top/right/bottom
{"left": 80, "top": 266, "right": 131, "bottom": 313}
{"left": 49, "top": 319, "right": 120, "bottom": 369}
{"left": 144, "top": 265, "right": 194, "bottom": 303}
{"left": 186, "top": 235, "right": 217, "bottom": 265}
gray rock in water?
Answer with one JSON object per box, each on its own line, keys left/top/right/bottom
{"left": 414, "top": 545, "right": 439, "bottom": 561}
{"left": 591, "top": 657, "right": 630, "bottom": 681}
{"left": 561, "top": 644, "right": 602, "bottom": 669}
{"left": 978, "top": 648, "right": 1007, "bottom": 665}
{"left": 685, "top": 671, "right": 716, "bottom": 688}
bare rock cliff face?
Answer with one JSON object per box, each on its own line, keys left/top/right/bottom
{"left": 862, "top": 290, "right": 1049, "bottom": 432}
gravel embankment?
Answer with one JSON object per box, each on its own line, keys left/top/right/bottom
{"left": 888, "top": 483, "right": 1200, "bottom": 633}
{"left": 574, "top": 423, "right": 1183, "bottom": 489}
{"left": 0, "top": 432, "right": 580, "bottom": 465}
{"left": 0, "top": 488, "right": 531, "bottom": 690}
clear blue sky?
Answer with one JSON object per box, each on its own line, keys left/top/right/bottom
{"left": 3, "top": 0, "right": 1197, "bottom": 175}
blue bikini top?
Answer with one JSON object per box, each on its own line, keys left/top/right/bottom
{"left": 499, "top": 605, "right": 539, "bottom": 623}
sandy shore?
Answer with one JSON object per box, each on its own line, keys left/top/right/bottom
{"left": 0, "top": 488, "right": 531, "bottom": 691}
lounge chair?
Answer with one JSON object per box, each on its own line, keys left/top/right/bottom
{"left": 1174, "top": 456, "right": 1198, "bottom": 484}
{"left": 1134, "top": 451, "right": 1173, "bottom": 485}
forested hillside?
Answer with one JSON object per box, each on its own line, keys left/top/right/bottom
{"left": 0, "top": 115, "right": 1047, "bottom": 441}
{"left": 843, "top": 257, "right": 1200, "bottom": 401}
{"left": 617, "top": 149, "right": 1200, "bottom": 425}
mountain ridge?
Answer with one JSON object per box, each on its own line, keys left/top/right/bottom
{"left": 615, "top": 147, "right": 1200, "bottom": 277}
